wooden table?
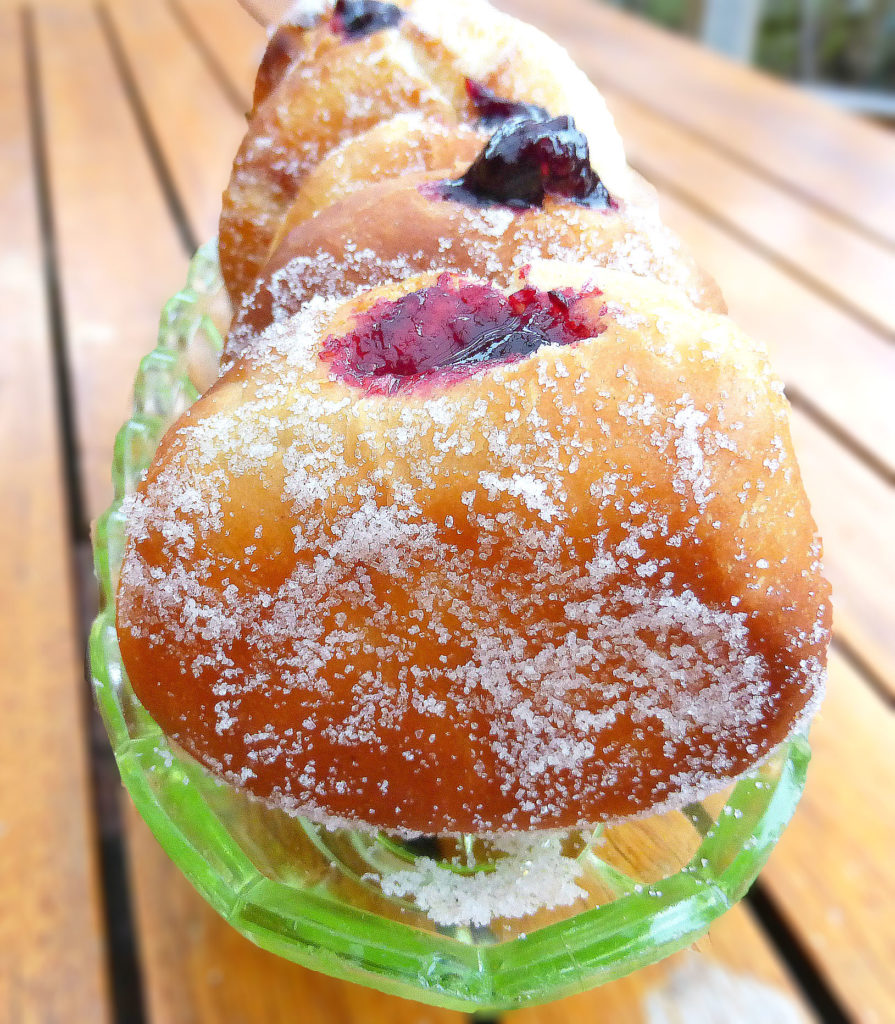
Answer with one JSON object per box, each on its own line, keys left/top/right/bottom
{"left": 3, "top": 1, "right": 894, "bottom": 1021}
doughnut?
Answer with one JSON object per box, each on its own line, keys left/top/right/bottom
{"left": 225, "top": 114, "right": 723, "bottom": 363}
{"left": 116, "top": 262, "right": 831, "bottom": 835}
{"left": 250, "top": 2, "right": 412, "bottom": 113}
{"left": 219, "top": 0, "right": 631, "bottom": 302}
{"left": 271, "top": 114, "right": 487, "bottom": 238}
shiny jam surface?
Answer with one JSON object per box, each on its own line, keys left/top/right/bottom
{"left": 465, "top": 78, "right": 549, "bottom": 129}
{"left": 429, "top": 115, "right": 613, "bottom": 211}
{"left": 331, "top": 0, "right": 403, "bottom": 38}
{"left": 322, "top": 275, "right": 603, "bottom": 393}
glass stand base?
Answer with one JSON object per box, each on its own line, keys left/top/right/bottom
{"left": 89, "top": 243, "right": 810, "bottom": 1011}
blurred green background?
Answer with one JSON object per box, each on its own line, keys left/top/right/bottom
{"left": 607, "top": 0, "right": 895, "bottom": 117}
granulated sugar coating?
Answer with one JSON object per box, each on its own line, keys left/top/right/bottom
{"left": 117, "top": 264, "right": 830, "bottom": 835}
{"left": 369, "top": 833, "right": 586, "bottom": 926}
{"left": 225, "top": 169, "right": 723, "bottom": 365}
{"left": 218, "top": 0, "right": 630, "bottom": 301}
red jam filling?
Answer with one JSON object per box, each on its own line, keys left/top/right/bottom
{"left": 331, "top": 0, "right": 403, "bottom": 38}
{"left": 425, "top": 114, "right": 613, "bottom": 211}
{"left": 465, "top": 78, "right": 549, "bottom": 129}
{"left": 321, "top": 275, "right": 603, "bottom": 393}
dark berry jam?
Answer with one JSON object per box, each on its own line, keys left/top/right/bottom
{"left": 465, "top": 78, "right": 549, "bottom": 129}
{"left": 332, "top": 0, "right": 403, "bottom": 38}
{"left": 429, "top": 115, "right": 612, "bottom": 211}
{"left": 322, "top": 275, "right": 602, "bottom": 393}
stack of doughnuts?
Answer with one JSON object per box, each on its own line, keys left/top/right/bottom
{"left": 116, "top": 0, "right": 830, "bottom": 836}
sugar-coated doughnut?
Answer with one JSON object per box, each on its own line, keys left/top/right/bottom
{"left": 270, "top": 114, "right": 487, "bottom": 244}
{"left": 219, "top": 0, "right": 631, "bottom": 302}
{"left": 117, "top": 263, "right": 830, "bottom": 835}
{"left": 225, "top": 128, "right": 724, "bottom": 364}
{"left": 251, "top": 1, "right": 412, "bottom": 113}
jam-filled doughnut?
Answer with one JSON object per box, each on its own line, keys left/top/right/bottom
{"left": 251, "top": 1, "right": 413, "bottom": 114}
{"left": 117, "top": 262, "right": 830, "bottom": 835}
{"left": 219, "top": 0, "right": 631, "bottom": 302}
{"left": 225, "top": 115, "right": 723, "bottom": 363}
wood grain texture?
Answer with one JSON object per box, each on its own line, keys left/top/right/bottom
{"left": 0, "top": 10, "right": 112, "bottom": 1022}
{"left": 35, "top": 3, "right": 188, "bottom": 524}
{"left": 649, "top": 186, "right": 895, "bottom": 476}
{"left": 760, "top": 649, "right": 895, "bottom": 1024}
{"left": 789, "top": 410, "right": 895, "bottom": 698}
{"left": 174, "top": 0, "right": 261, "bottom": 112}
{"left": 106, "top": 0, "right": 249, "bottom": 244}
{"left": 239, "top": 0, "right": 290, "bottom": 27}
{"left": 498, "top": 0, "right": 895, "bottom": 249}
{"left": 602, "top": 85, "right": 895, "bottom": 341}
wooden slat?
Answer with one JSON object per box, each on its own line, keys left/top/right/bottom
{"left": 760, "top": 650, "right": 895, "bottom": 1024}
{"left": 238, "top": 0, "right": 289, "bottom": 26}
{"left": 652, "top": 187, "right": 895, "bottom": 477}
{"left": 0, "top": 10, "right": 111, "bottom": 1022}
{"left": 106, "top": 0, "right": 249, "bottom": 244}
{"left": 499, "top": 0, "right": 895, "bottom": 250}
{"left": 173, "top": 0, "right": 260, "bottom": 113}
{"left": 36, "top": 3, "right": 187, "bottom": 524}
{"left": 603, "top": 85, "right": 895, "bottom": 341}
{"left": 789, "top": 410, "right": 895, "bottom": 698}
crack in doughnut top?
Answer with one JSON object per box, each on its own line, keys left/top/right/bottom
{"left": 430, "top": 114, "right": 613, "bottom": 210}
{"left": 321, "top": 274, "right": 603, "bottom": 391}
{"left": 219, "top": 0, "right": 632, "bottom": 303}
{"left": 225, "top": 163, "right": 724, "bottom": 365}
{"left": 117, "top": 264, "right": 830, "bottom": 835}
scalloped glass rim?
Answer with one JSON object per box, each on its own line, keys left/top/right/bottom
{"left": 88, "top": 241, "right": 810, "bottom": 1012}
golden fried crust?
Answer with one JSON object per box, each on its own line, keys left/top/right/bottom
{"left": 251, "top": 23, "right": 322, "bottom": 114}
{"left": 219, "top": 0, "right": 631, "bottom": 303}
{"left": 225, "top": 166, "right": 725, "bottom": 363}
{"left": 251, "top": 2, "right": 417, "bottom": 113}
{"left": 271, "top": 116, "right": 486, "bottom": 244}
{"left": 117, "top": 267, "right": 830, "bottom": 834}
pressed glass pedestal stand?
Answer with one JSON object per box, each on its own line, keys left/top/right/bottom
{"left": 89, "top": 243, "right": 810, "bottom": 1013}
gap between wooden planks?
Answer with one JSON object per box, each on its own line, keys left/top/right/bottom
{"left": 103, "top": 0, "right": 248, "bottom": 246}
{"left": 498, "top": 0, "right": 895, "bottom": 251}
{"left": 33, "top": 4, "right": 188, "bottom": 527}
{"left": 0, "top": 9, "right": 111, "bottom": 1023}
{"left": 597, "top": 87, "right": 895, "bottom": 342}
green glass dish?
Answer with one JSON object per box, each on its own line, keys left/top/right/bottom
{"left": 89, "top": 242, "right": 811, "bottom": 1012}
